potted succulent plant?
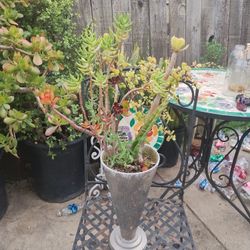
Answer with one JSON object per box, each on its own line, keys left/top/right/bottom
{"left": 36, "top": 14, "right": 188, "bottom": 249}
{"left": 0, "top": 1, "right": 85, "bottom": 202}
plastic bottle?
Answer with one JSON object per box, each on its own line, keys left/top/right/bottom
{"left": 208, "top": 161, "right": 221, "bottom": 174}
{"left": 240, "top": 182, "right": 250, "bottom": 200}
{"left": 246, "top": 43, "right": 250, "bottom": 90}
{"left": 57, "top": 203, "right": 84, "bottom": 217}
{"left": 196, "top": 175, "right": 215, "bottom": 192}
{"left": 226, "top": 45, "right": 247, "bottom": 93}
{"left": 237, "top": 157, "right": 249, "bottom": 172}
{"left": 174, "top": 179, "right": 182, "bottom": 188}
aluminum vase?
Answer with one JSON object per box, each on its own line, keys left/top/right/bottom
{"left": 101, "top": 145, "right": 160, "bottom": 250}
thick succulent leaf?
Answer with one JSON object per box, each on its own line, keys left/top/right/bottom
{"left": 33, "top": 52, "right": 43, "bottom": 66}
{"left": 45, "top": 126, "right": 59, "bottom": 136}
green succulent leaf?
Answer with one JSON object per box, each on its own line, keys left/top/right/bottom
{"left": 33, "top": 52, "right": 43, "bottom": 66}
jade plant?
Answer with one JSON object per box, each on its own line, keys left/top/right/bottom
{"left": 36, "top": 14, "right": 188, "bottom": 172}
{"left": 0, "top": 0, "right": 82, "bottom": 157}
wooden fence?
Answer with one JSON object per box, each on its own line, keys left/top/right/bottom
{"left": 74, "top": 0, "right": 250, "bottom": 65}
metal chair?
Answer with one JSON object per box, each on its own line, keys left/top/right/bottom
{"left": 72, "top": 81, "right": 198, "bottom": 250}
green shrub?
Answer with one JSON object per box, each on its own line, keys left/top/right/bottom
{"left": 17, "top": 0, "right": 83, "bottom": 77}
{"left": 201, "top": 41, "right": 225, "bottom": 66}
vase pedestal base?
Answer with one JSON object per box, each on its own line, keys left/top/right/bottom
{"left": 110, "top": 226, "right": 147, "bottom": 250}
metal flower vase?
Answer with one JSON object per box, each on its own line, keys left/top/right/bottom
{"left": 101, "top": 145, "right": 159, "bottom": 250}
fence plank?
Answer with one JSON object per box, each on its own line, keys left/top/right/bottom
{"left": 214, "top": 0, "right": 231, "bottom": 63}
{"left": 73, "top": 0, "right": 250, "bottom": 65}
{"left": 112, "top": 0, "right": 131, "bottom": 14}
{"left": 186, "top": 0, "right": 201, "bottom": 64}
{"left": 112, "top": 0, "right": 133, "bottom": 56}
{"left": 241, "top": 0, "right": 250, "bottom": 44}
{"left": 91, "top": 0, "right": 113, "bottom": 35}
{"left": 131, "top": 0, "right": 150, "bottom": 57}
{"left": 228, "top": 0, "right": 244, "bottom": 58}
{"left": 149, "top": 0, "right": 169, "bottom": 60}
{"left": 169, "top": 0, "right": 186, "bottom": 64}
{"left": 200, "top": 0, "right": 216, "bottom": 57}
{"left": 73, "top": 0, "right": 93, "bottom": 33}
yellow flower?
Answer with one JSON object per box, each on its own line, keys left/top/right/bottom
{"left": 171, "top": 36, "right": 186, "bottom": 52}
{"left": 111, "top": 68, "right": 120, "bottom": 76}
{"left": 147, "top": 56, "right": 156, "bottom": 64}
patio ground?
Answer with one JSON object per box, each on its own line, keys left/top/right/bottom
{"left": 0, "top": 156, "right": 250, "bottom": 250}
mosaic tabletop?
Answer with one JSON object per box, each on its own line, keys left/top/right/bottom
{"left": 173, "top": 69, "right": 250, "bottom": 120}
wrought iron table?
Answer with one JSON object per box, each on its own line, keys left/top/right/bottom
{"left": 171, "top": 68, "right": 250, "bottom": 223}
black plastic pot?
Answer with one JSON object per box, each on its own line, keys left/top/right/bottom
{"left": 20, "top": 137, "right": 85, "bottom": 203}
{"left": 0, "top": 150, "right": 8, "bottom": 220}
{"left": 158, "top": 127, "right": 184, "bottom": 168}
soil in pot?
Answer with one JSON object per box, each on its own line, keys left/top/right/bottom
{"left": 158, "top": 127, "right": 185, "bottom": 168}
{"left": 0, "top": 150, "right": 8, "bottom": 220}
{"left": 19, "top": 137, "right": 85, "bottom": 203}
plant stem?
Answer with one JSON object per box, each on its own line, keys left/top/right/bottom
{"left": 89, "top": 77, "right": 93, "bottom": 102}
{"left": 79, "top": 85, "right": 89, "bottom": 122}
{"left": 98, "top": 84, "right": 104, "bottom": 114}
{"left": 105, "top": 84, "right": 110, "bottom": 114}
{"left": 110, "top": 114, "right": 117, "bottom": 134}
{"left": 164, "top": 52, "right": 177, "bottom": 80}
{"left": 119, "top": 86, "right": 146, "bottom": 105}
{"left": 0, "top": 44, "right": 33, "bottom": 57}
{"left": 132, "top": 51, "right": 178, "bottom": 157}
{"left": 51, "top": 107, "right": 94, "bottom": 136}
{"left": 147, "top": 51, "right": 178, "bottom": 117}
{"left": 114, "top": 84, "right": 119, "bottom": 103}
{"left": 34, "top": 95, "right": 47, "bottom": 114}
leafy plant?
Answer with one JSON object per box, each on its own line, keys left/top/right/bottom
{"left": 37, "top": 14, "right": 188, "bottom": 172}
{"left": 200, "top": 41, "right": 225, "bottom": 66}
{"left": 105, "top": 134, "right": 134, "bottom": 169}
{"left": 17, "top": 0, "right": 83, "bottom": 77}
{"left": 222, "top": 121, "right": 249, "bottom": 134}
{"left": 0, "top": 0, "right": 82, "bottom": 156}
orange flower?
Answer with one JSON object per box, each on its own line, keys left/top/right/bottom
{"left": 39, "top": 87, "right": 59, "bottom": 106}
{"left": 91, "top": 124, "right": 102, "bottom": 134}
{"left": 81, "top": 121, "right": 90, "bottom": 129}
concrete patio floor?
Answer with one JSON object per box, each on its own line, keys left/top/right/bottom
{"left": 1, "top": 149, "right": 250, "bottom": 250}
{"left": 0, "top": 172, "right": 249, "bottom": 250}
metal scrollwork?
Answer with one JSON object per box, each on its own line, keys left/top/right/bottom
{"left": 204, "top": 122, "right": 250, "bottom": 222}
{"left": 90, "top": 136, "right": 101, "bottom": 160}
{"left": 208, "top": 123, "right": 240, "bottom": 185}
{"left": 177, "top": 81, "right": 195, "bottom": 108}
{"left": 216, "top": 174, "right": 231, "bottom": 188}
{"left": 88, "top": 173, "right": 106, "bottom": 198}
